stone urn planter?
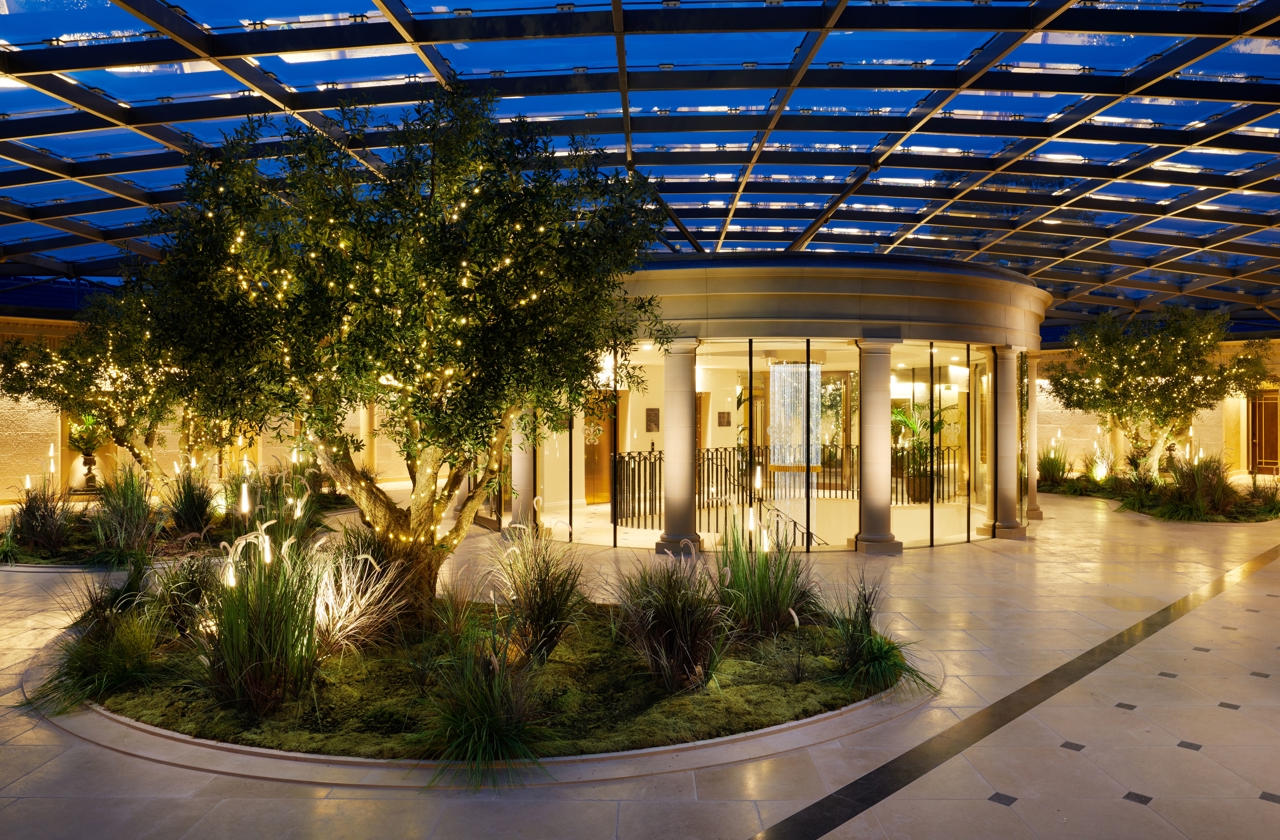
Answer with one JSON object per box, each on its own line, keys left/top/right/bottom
{"left": 81, "top": 454, "right": 98, "bottom": 490}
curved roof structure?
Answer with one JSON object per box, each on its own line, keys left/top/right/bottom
{"left": 2, "top": 0, "right": 1280, "bottom": 341}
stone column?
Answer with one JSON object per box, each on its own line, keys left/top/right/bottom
{"left": 657, "top": 337, "right": 702, "bottom": 555}
{"left": 1025, "top": 351, "right": 1042, "bottom": 521}
{"left": 853, "top": 339, "right": 902, "bottom": 554}
{"left": 510, "top": 411, "right": 537, "bottom": 528}
{"left": 994, "top": 346, "right": 1027, "bottom": 538}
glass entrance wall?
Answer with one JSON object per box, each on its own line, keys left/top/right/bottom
{"left": 549, "top": 338, "right": 1017, "bottom": 550}
{"left": 971, "top": 346, "right": 995, "bottom": 540}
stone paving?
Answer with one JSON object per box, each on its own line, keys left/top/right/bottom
{"left": 2, "top": 494, "right": 1280, "bottom": 839}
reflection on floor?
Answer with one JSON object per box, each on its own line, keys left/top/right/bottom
{"left": 3, "top": 494, "right": 1280, "bottom": 839}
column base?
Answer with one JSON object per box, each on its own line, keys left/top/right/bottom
{"left": 1026, "top": 506, "right": 1043, "bottom": 521}
{"left": 849, "top": 536, "right": 903, "bottom": 555}
{"left": 656, "top": 535, "right": 703, "bottom": 557}
{"left": 994, "top": 524, "right": 1027, "bottom": 540}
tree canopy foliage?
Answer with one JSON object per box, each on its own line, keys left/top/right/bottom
{"left": 0, "top": 291, "right": 182, "bottom": 476}
{"left": 1044, "top": 307, "right": 1270, "bottom": 471}
{"left": 130, "top": 85, "right": 667, "bottom": 601}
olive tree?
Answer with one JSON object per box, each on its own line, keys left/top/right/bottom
{"left": 1044, "top": 307, "right": 1270, "bottom": 473}
{"left": 135, "top": 86, "right": 668, "bottom": 604}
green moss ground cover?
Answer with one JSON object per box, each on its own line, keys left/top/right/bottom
{"left": 100, "top": 609, "right": 861, "bottom": 759}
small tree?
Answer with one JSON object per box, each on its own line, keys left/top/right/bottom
{"left": 135, "top": 86, "right": 668, "bottom": 607}
{"left": 0, "top": 291, "right": 181, "bottom": 480}
{"left": 1044, "top": 308, "right": 1270, "bottom": 474}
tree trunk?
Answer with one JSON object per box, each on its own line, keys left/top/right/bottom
{"left": 315, "top": 418, "right": 512, "bottom": 621}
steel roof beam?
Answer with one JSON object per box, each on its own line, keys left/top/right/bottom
{"left": 2, "top": 7, "right": 1274, "bottom": 79}
{"left": 108, "top": 0, "right": 386, "bottom": 174}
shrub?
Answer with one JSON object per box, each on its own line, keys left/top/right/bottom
{"left": 92, "top": 467, "right": 160, "bottom": 558}
{"left": 163, "top": 469, "right": 217, "bottom": 537}
{"left": 716, "top": 521, "right": 820, "bottom": 637}
{"left": 826, "top": 571, "right": 936, "bottom": 698}
{"left": 1037, "top": 444, "right": 1070, "bottom": 485}
{"left": 417, "top": 619, "right": 544, "bottom": 789}
{"left": 315, "top": 531, "right": 409, "bottom": 659}
{"left": 11, "top": 479, "right": 74, "bottom": 555}
{"left": 1156, "top": 456, "right": 1239, "bottom": 521}
{"left": 615, "top": 554, "right": 731, "bottom": 693}
{"left": 198, "top": 530, "right": 319, "bottom": 715}
{"left": 492, "top": 526, "right": 587, "bottom": 662}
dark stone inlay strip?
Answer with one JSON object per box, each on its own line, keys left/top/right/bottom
{"left": 1116, "top": 702, "right": 1137, "bottom": 711}
{"left": 1060, "top": 741, "right": 1085, "bottom": 751}
{"left": 1177, "top": 741, "right": 1202, "bottom": 751}
{"left": 1220, "top": 702, "right": 1241, "bottom": 710}
{"left": 1262, "top": 792, "right": 1280, "bottom": 805}
{"left": 988, "top": 792, "right": 1017, "bottom": 806}
{"left": 750, "top": 545, "right": 1280, "bottom": 840}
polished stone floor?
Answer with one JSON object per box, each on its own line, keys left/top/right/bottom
{"left": 2, "top": 494, "right": 1280, "bottom": 839}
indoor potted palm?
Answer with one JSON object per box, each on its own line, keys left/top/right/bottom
{"left": 67, "top": 414, "right": 110, "bottom": 490}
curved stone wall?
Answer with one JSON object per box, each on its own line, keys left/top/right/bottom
{"left": 628, "top": 252, "right": 1052, "bottom": 350}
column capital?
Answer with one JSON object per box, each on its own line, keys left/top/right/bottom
{"left": 1025, "top": 349, "right": 1042, "bottom": 360}
{"left": 995, "top": 345, "right": 1026, "bottom": 359}
{"left": 856, "top": 338, "right": 901, "bottom": 353}
{"left": 666, "top": 336, "right": 700, "bottom": 355}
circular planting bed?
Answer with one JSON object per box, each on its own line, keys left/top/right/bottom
{"left": 26, "top": 516, "right": 938, "bottom": 787}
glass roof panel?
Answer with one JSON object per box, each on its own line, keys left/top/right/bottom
{"left": 624, "top": 33, "right": 806, "bottom": 71}
{"left": 440, "top": 37, "right": 619, "bottom": 78}
{"left": 787, "top": 88, "right": 923, "bottom": 114}
{"left": 1181, "top": 38, "right": 1280, "bottom": 83}
{"left": 944, "top": 90, "right": 1082, "bottom": 121}
{"left": 32, "top": 128, "right": 169, "bottom": 161}
{"left": 69, "top": 66, "right": 245, "bottom": 103}
{"left": 166, "top": 3, "right": 350, "bottom": 31}
{"left": 812, "top": 30, "right": 996, "bottom": 68}
{"left": 0, "top": 0, "right": 146, "bottom": 48}
{"left": 0, "top": 83, "right": 75, "bottom": 119}
{"left": 1001, "top": 33, "right": 1186, "bottom": 76}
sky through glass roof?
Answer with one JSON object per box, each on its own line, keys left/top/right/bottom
{"left": 2, "top": 0, "right": 1280, "bottom": 340}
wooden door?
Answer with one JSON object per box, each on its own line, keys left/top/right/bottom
{"left": 583, "top": 413, "right": 614, "bottom": 504}
{"left": 1251, "top": 390, "right": 1279, "bottom": 475}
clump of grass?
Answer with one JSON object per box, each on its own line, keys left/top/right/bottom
{"left": 198, "top": 529, "right": 319, "bottom": 715}
{"left": 416, "top": 619, "right": 545, "bottom": 789}
{"left": 27, "top": 575, "right": 164, "bottom": 714}
{"left": 1155, "top": 455, "right": 1238, "bottom": 521}
{"left": 716, "top": 520, "right": 820, "bottom": 638}
{"left": 91, "top": 467, "right": 160, "bottom": 561}
{"left": 615, "top": 554, "right": 731, "bottom": 693}
{"left": 11, "top": 478, "right": 74, "bottom": 555}
{"left": 492, "top": 525, "right": 587, "bottom": 663}
{"left": 315, "top": 531, "right": 409, "bottom": 659}
{"left": 826, "top": 570, "right": 936, "bottom": 699}
{"left": 1248, "top": 476, "right": 1280, "bottom": 518}
{"left": 1037, "top": 444, "right": 1070, "bottom": 485}
{"left": 163, "top": 469, "right": 217, "bottom": 537}
{"left": 152, "top": 553, "right": 220, "bottom": 635}
{"left": 0, "top": 520, "right": 19, "bottom": 565}
{"left": 243, "top": 468, "right": 325, "bottom": 547}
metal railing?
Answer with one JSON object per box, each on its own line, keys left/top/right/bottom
{"left": 612, "top": 449, "right": 663, "bottom": 529}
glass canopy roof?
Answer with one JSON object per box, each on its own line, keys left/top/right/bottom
{"left": 3, "top": 0, "right": 1280, "bottom": 341}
